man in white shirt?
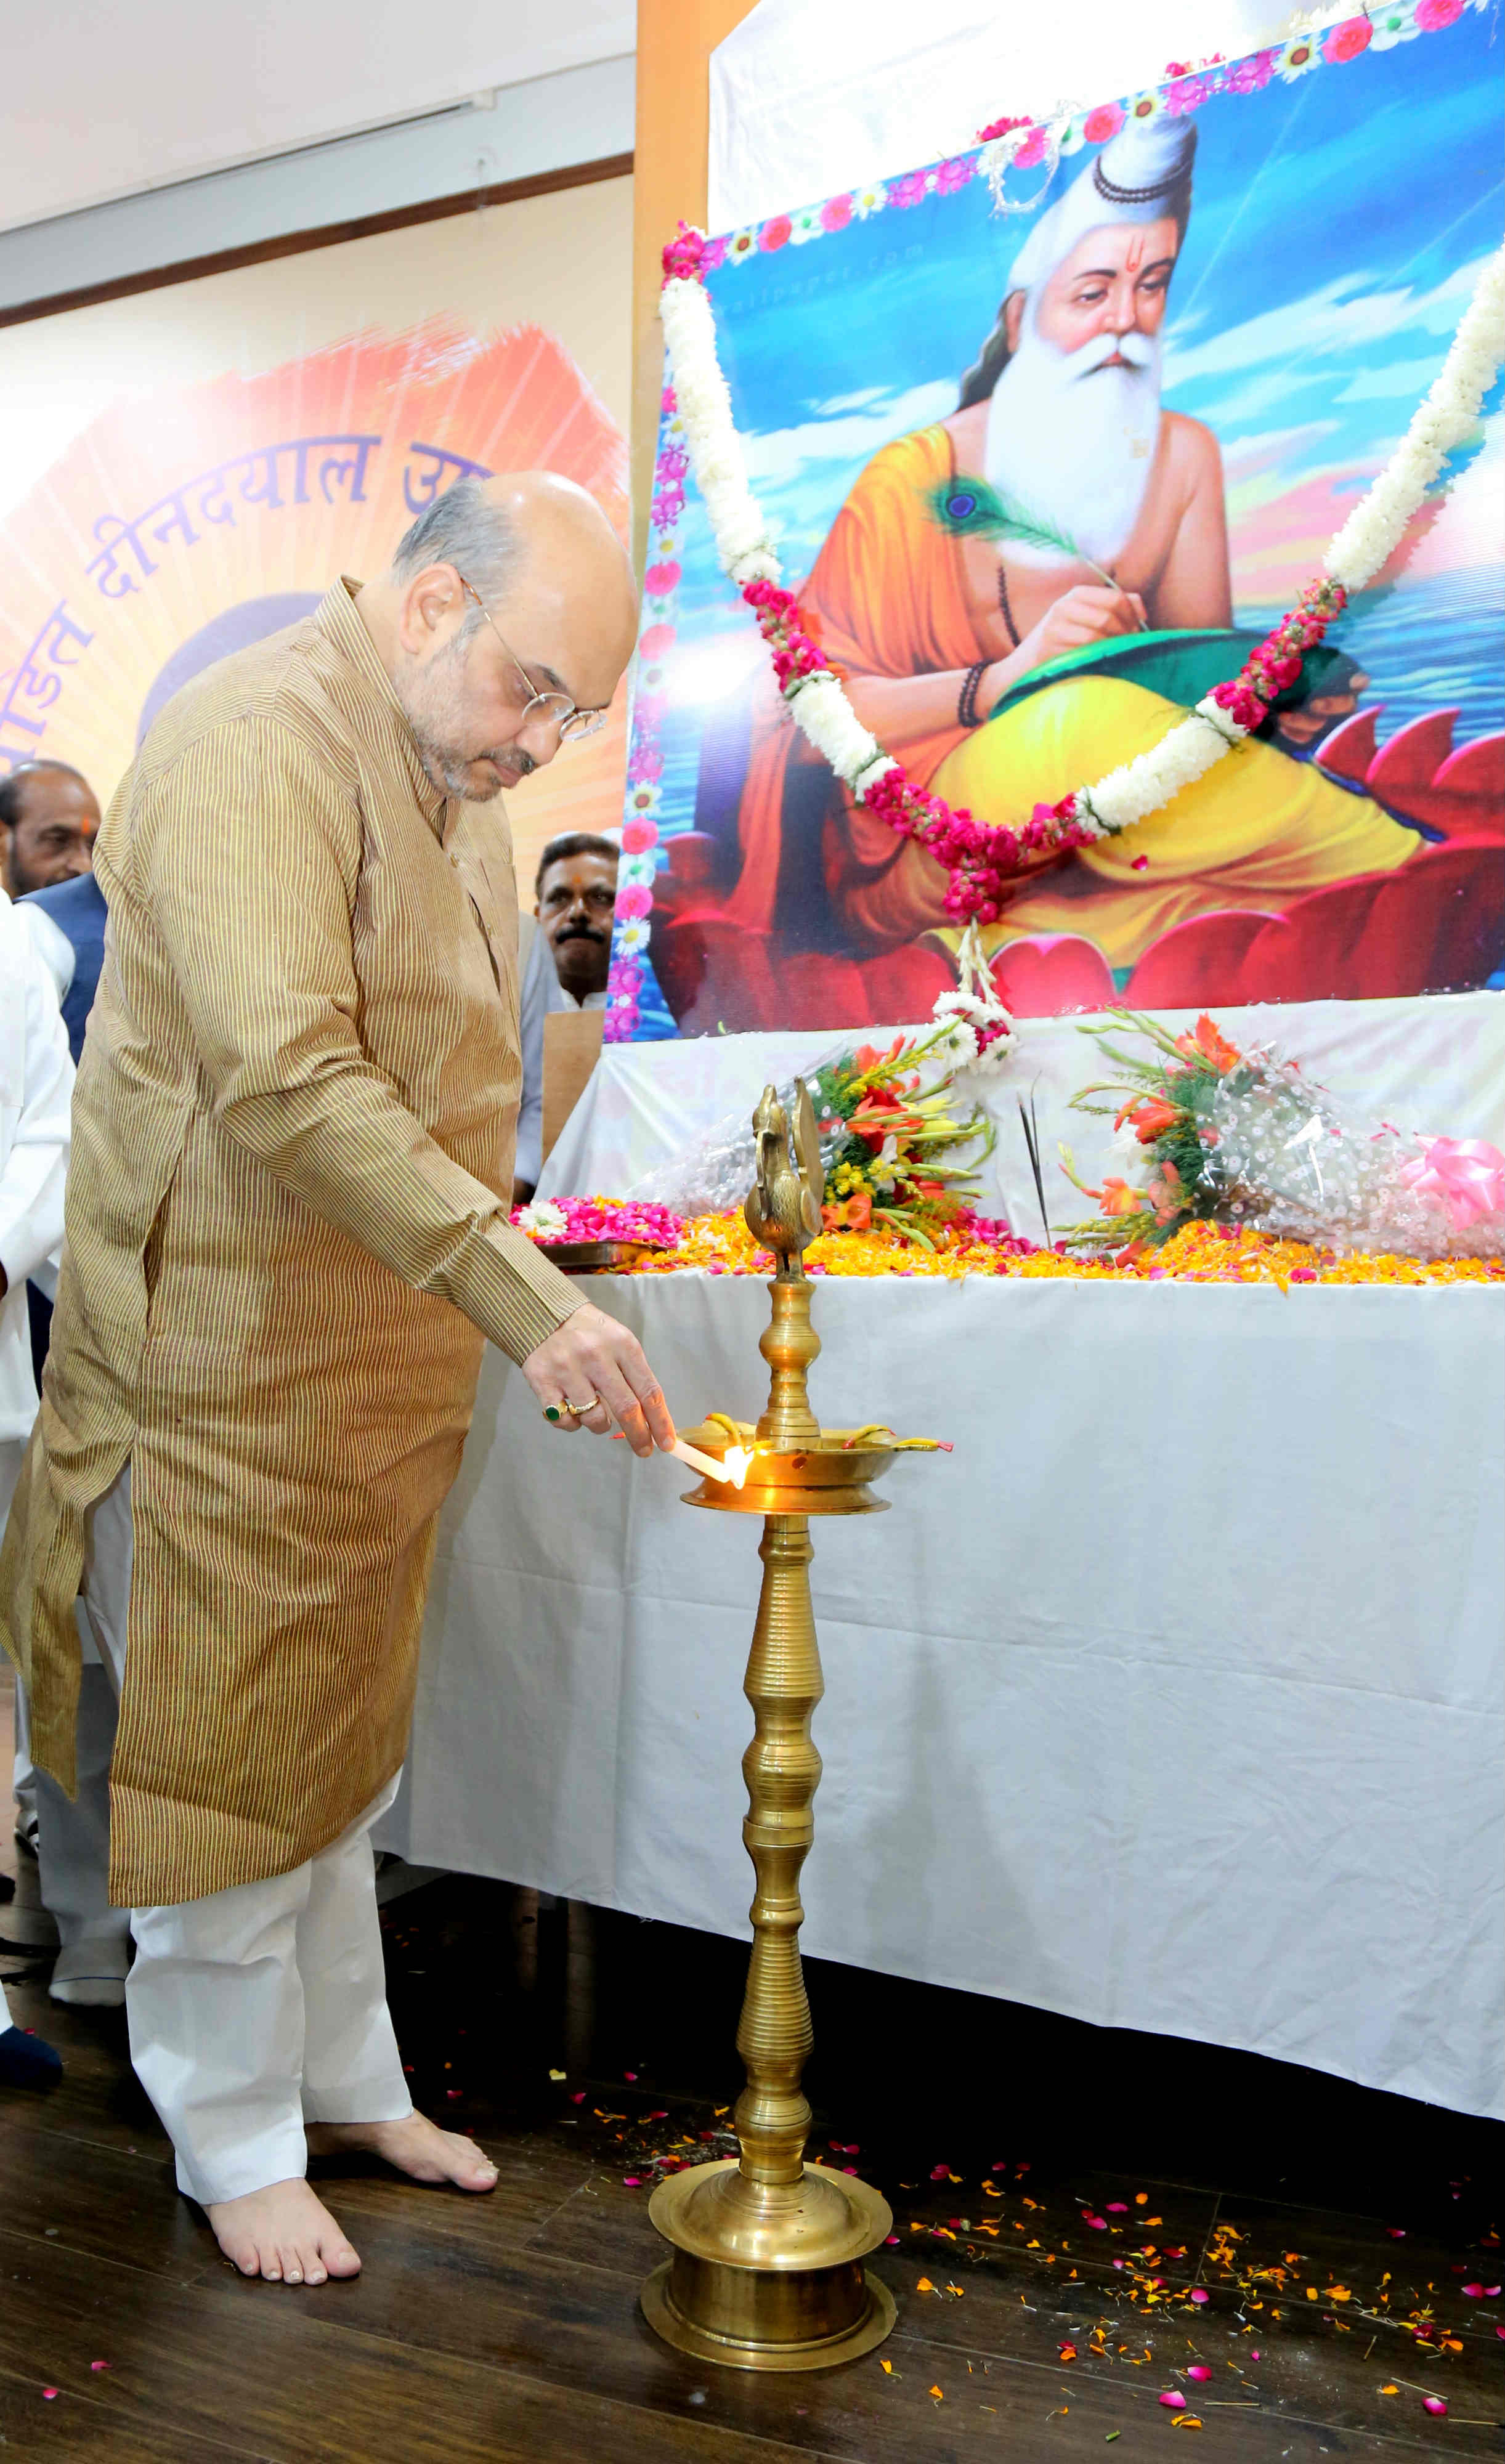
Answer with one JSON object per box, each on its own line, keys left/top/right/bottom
{"left": 512, "top": 832, "right": 619, "bottom": 1205}
{"left": 0, "top": 887, "right": 70, "bottom": 2086}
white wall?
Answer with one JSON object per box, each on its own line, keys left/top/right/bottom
{"left": 709, "top": 0, "right": 1336, "bottom": 230}
{"left": 1, "top": 1, "right": 635, "bottom": 235}
{"left": 0, "top": 55, "right": 635, "bottom": 317}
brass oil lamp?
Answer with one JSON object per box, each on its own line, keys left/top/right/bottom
{"left": 641, "top": 1080, "right": 932, "bottom": 2372}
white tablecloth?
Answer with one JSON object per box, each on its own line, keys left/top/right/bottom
{"left": 384, "top": 1278, "right": 1504, "bottom": 2122}
{"left": 383, "top": 995, "right": 1505, "bottom": 2117}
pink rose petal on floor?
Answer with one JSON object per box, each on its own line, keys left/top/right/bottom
{"left": 1082, "top": 2213, "right": 1108, "bottom": 2229}
{"left": 1250, "top": 2350, "right": 1260, "bottom": 2361}
{"left": 1187, "top": 2365, "right": 1212, "bottom": 2381}
{"left": 1386, "top": 2226, "right": 1406, "bottom": 2236}
{"left": 623, "top": 2176, "right": 642, "bottom": 2187}
{"left": 1422, "top": 2396, "right": 1448, "bottom": 2416}
{"left": 1159, "top": 2389, "right": 1187, "bottom": 2409}
{"left": 1462, "top": 2282, "right": 1485, "bottom": 2296}
{"left": 1189, "top": 2287, "right": 1210, "bottom": 2304}
{"left": 90, "top": 2361, "right": 110, "bottom": 2372}
{"left": 1106, "top": 2201, "right": 1128, "bottom": 2213}
{"left": 1496, "top": 2326, "right": 1505, "bottom": 2340}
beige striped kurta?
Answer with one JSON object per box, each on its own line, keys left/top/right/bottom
{"left": 0, "top": 579, "right": 584, "bottom": 1908}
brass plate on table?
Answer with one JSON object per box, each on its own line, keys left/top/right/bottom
{"left": 677, "top": 1422, "right": 896, "bottom": 1516}
{"left": 537, "top": 1239, "right": 658, "bottom": 1273}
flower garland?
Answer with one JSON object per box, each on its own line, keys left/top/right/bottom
{"left": 657, "top": 232, "right": 1504, "bottom": 935}
{"left": 606, "top": 0, "right": 1499, "bottom": 1039}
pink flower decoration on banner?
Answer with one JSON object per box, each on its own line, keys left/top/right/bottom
{"left": 1398, "top": 1137, "right": 1505, "bottom": 1230}
{"left": 760, "top": 214, "right": 792, "bottom": 251}
{"left": 977, "top": 113, "right": 1031, "bottom": 141}
{"left": 660, "top": 384, "right": 676, "bottom": 415}
{"left": 1414, "top": 0, "right": 1464, "bottom": 25}
{"left": 821, "top": 193, "right": 854, "bottom": 232}
{"left": 888, "top": 169, "right": 931, "bottom": 209}
{"left": 626, "top": 746, "right": 663, "bottom": 785}
{"left": 1227, "top": 47, "right": 1280, "bottom": 92}
{"left": 615, "top": 884, "right": 653, "bottom": 922}
{"left": 644, "top": 561, "right": 681, "bottom": 598}
{"left": 621, "top": 819, "right": 659, "bottom": 855}
{"left": 639, "top": 622, "right": 675, "bottom": 662}
{"left": 935, "top": 156, "right": 976, "bottom": 194}
{"left": 656, "top": 445, "right": 689, "bottom": 480}
{"left": 1323, "top": 17, "right": 1373, "bottom": 60}
{"left": 1163, "top": 76, "right": 1209, "bottom": 116}
{"left": 1012, "top": 125, "right": 1049, "bottom": 169}
{"left": 1082, "top": 102, "right": 1126, "bottom": 142}
{"left": 701, "top": 233, "right": 728, "bottom": 272}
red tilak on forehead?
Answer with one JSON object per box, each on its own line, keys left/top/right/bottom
{"left": 1126, "top": 233, "right": 1147, "bottom": 272}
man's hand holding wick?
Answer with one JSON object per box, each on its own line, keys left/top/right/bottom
{"left": 523, "top": 1305, "right": 676, "bottom": 1458}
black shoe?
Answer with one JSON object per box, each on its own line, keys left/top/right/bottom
{"left": 0, "top": 2024, "right": 63, "bottom": 2088}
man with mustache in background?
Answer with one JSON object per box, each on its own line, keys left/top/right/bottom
{"left": 512, "top": 833, "right": 618, "bottom": 1207}
{"left": 728, "top": 116, "right": 1413, "bottom": 984}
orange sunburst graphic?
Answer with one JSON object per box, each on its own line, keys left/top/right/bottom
{"left": 0, "top": 316, "right": 630, "bottom": 893}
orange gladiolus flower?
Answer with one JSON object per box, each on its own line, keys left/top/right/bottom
{"left": 1095, "top": 1176, "right": 1147, "bottom": 1218}
{"left": 822, "top": 1193, "right": 872, "bottom": 1233}
{"left": 1127, "top": 1096, "right": 1180, "bottom": 1142}
{"left": 1174, "top": 1013, "right": 1241, "bottom": 1073}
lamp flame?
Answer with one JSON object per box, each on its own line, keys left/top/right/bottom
{"left": 724, "top": 1446, "right": 754, "bottom": 1490}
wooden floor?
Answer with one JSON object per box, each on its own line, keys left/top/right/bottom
{"left": 1, "top": 1668, "right": 1501, "bottom": 2462}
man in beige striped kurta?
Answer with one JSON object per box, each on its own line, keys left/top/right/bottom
{"left": 0, "top": 473, "right": 673, "bottom": 2285}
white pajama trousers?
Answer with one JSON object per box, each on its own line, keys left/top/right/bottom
{"left": 39, "top": 1466, "right": 413, "bottom": 2204}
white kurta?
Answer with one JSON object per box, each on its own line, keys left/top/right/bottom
{"left": 0, "top": 890, "right": 71, "bottom": 1451}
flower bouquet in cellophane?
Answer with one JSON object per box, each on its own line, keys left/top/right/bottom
{"left": 628, "top": 1024, "right": 996, "bottom": 1248}
{"left": 1061, "top": 1011, "right": 1505, "bottom": 1263}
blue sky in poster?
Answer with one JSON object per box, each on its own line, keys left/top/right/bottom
{"left": 652, "top": 9, "right": 1503, "bottom": 755}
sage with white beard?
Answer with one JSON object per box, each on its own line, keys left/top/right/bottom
{"left": 985, "top": 311, "right": 1162, "bottom": 573}
{"left": 970, "top": 116, "right": 1196, "bottom": 576}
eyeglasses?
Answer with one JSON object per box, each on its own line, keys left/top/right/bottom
{"left": 458, "top": 577, "right": 608, "bottom": 745}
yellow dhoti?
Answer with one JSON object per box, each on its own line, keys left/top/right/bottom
{"left": 931, "top": 677, "right": 1417, "bottom": 969}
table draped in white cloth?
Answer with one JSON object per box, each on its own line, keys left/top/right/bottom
{"left": 381, "top": 995, "right": 1505, "bottom": 2119}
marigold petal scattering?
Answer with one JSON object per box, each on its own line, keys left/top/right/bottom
{"left": 516, "top": 1203, "right": 1501, "bottom": 1289}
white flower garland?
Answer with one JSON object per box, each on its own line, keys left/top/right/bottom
{"left": 660, "top": 240, "right": 1505, "bottom": 867}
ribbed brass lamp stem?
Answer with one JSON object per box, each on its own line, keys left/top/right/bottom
{"left": 734, "top": 1512, "right": 821, "bottom": 2186}
{"left": 756, "top": 1276, "right": 821, "bottom": 1448}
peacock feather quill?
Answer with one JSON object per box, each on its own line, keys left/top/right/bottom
{"left": 923, "top": 476, "right": 1134, "bottom": 609}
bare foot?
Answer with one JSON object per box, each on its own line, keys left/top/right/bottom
{"left": 205, "top": 2177, "right": 362, "bottom": 2285}
{"left": 306, "top": 2111, "right": 499, "bottom": 2192}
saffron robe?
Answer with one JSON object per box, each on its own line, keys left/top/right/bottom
{"left": 729, "top": 425, "right": 1415, "bottom": 966}
{"left": 0, "top": 582, "right": 583, "bottom": 1908}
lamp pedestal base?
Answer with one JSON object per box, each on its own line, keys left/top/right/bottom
{"left": 642, "top": 2159, "right": 896, "bottom": 2372}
